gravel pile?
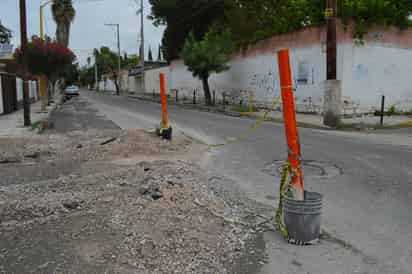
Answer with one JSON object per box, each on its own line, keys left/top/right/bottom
{"left": 0, "top": 129, "right": 250, "bottom": 273}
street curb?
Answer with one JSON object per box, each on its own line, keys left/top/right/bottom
{"left": 239, "top": 112, "right": 332, "bottom": 130}
{"left": 33, "top": 93, "right": 63, "bottom": 132}
{"left": 128, "top": 95, "right": 334, "bottom": 130}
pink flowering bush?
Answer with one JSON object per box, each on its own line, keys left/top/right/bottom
{"left": 14, "top": 37, "right": 76, "bottom": 77}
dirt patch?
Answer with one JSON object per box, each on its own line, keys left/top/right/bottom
{"left": 0, "top": 129, "right": 249, "bottom": 273}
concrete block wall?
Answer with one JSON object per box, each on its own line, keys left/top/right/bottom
{"left": 163, "top": 22, "right": 412, "bottom": 113}
{"left": 170, "top": 45, "right": 329, "bottom": 112}
{"left": 144, "top": 67, "right": 171, "bottom": 95}
{"left": 108, "top": 21, "right": 412, "bottom": 113}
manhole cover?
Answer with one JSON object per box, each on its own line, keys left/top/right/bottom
{"left": 262, "top": 160, "right": 342, "bottom": 179}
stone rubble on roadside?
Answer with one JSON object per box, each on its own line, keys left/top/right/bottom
{"left": 0, "top": 129, "right": 255, "bottom": 273}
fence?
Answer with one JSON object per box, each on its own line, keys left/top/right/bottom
{"left": 0, "top": 73, "right": 38, "bottom": 115}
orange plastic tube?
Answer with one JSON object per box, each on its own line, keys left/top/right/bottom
{"left": 159, "top": 72, "right": 168, "bottom": 129}
{"left": 277, "top": 49, "right": 304, "bottom": 200}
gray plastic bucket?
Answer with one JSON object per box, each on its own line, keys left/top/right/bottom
{"left": 284, "top": 191, "right": 323, "bottom": 244}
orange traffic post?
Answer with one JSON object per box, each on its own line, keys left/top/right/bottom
{"left": 159, "top": 72, "right": 168, "bottom": 129}
{"left": 158, "top": 72, "right": 172, "bottom": 140}
{"left": 277, "top": 49, "right": 304, "bottom": 201}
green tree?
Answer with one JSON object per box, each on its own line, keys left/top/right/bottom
{"left": 340, "top": 0, "right": 412, "bottom": 38}
{"left": 51, "top": 0, "right": 76, "bottom": 47}
{"left": 93, "top": 46, "right": 122, "bottom": 95}
{"left": 61, "top": 63, "right": 79, "bottom": 86}
{"left": 148, "top": 0, "right": 224, "bottom": 61}
{"left": 181, "top": 30, "right": 233, "bottom": 105}
{"left": 223, "top": 0, "right": 412, "bottom": 46}
{"left": 122, "top": 53, "right": 139, "bottom": 68}
{"left": 151, "top": 0, "right": 412, "bottom": 57}
{"left": 148, "top": 45, "right": 153, "bottom": 62}
{"left": 0, "top": 20, "right": 12, "bottom": 44}
{"left": 79, "top": 66, "right": 95, "bottom": 88}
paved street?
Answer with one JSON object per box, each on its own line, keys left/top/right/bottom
{"left": 83, "top": 90, "right": 412, "bottom": 274}
{"left": 1, "top": 95, "right": 247, "bottom": 274}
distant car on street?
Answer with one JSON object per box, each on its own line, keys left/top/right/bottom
{"left": 64, "top": 85, "right": 79, "bottom": 97}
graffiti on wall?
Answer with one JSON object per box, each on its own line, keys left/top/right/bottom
{"left": 248, "top": 60, "right": 316, "bottom": 99}
{"left": 249, "top": 70, "right": 278, "bottom": 99}
{"left": 296, "top": 61, "right": 316, "bottom": 85}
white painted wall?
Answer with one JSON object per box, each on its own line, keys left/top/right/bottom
{"left": 15, "top": 78, "right": 38, "bottom": 102}
{"left": 170, "top": 45, "right": 330, "bottom": 112}
{"left": 167, "top": 41, "right": 412, "bottom": 113}
{"left": 342, "top": 43, "right": 412, "bottom": 112}
{"left": 145, "top": 67, "right": 171, "bottom": 94}
{"left": 99, "top": 78, "right": 117, "bottom": 92}
{"left": 104, "top": 23, "right": 412, "bottom": 114}
{"left": 98, "top": 72, "right": 129, "bottom": 93}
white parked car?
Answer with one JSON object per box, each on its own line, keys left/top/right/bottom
{"left": 65, "top": 85, "right": 79, "bottom": 96}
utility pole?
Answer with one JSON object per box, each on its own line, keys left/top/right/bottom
{"left": 116, "top": 23, "right": 121, "bottom": 94}
{"left": 104, "top": 23, "right": 121, "bottom": 95}
{"left": 95, "top": 60, "right": 98, "bottom": 90}
{"left": 140, "top": 0, "right": 145, "bottom": 91}
{"left": 39, "top": 0, "right": 53, "bottom": 112}
{"left": 326, "top": 0, "right": 337, "bottom": 80}
{"left": 19, "top": 0, "right": 31, "bottom": 126}
{"left": 323, "top": 0, "right": 341, "bottom": 127}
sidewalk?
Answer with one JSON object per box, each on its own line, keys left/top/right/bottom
{"left": 0, "top": 94, "right": 62, "bottom": 137}
{"left": 128, "top": 93, "right": 412, "bottom": 130}
{"left": 246, "top": 110, "right": 412, "bottom": 129}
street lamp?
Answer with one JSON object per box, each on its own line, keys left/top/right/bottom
{"left": 40, "top": 0, "right": 53, "bottom": 39}
{"left": 38, "top": 0, "right": 54, "bottom": 112}
{"left": 132, "top": 0, "right": 144, "bottom": 91}
{"left": 104, "top": 23, "right": 121, "bottom": 94}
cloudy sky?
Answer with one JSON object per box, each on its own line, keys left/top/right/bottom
{"left": 1, "top": 0, "right": 165, "bottom": 66}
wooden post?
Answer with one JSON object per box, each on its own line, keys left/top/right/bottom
{"left": 40, "top": 75, "right": 47, "bottom": 111}
{"left": 380, "top": 95, "right": 385, "bottom": 126}
{"left": 326, "top": 0, "right": 337, "bottom": 80}
{"left": 19, "top": 0, "right": 31, "bottom": 126}
{"left": 159, "top": 73, "right": 168, "bottom": 129}
{"left": 277, "top": 49, "right": 304, "bottom": 201}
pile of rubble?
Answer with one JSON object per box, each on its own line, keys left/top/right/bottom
{"left": 0, "top": 129, "right": 251, "bottom": 273}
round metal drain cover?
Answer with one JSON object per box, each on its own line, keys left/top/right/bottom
{"left": 262, "top": 160, "right": 342, "bottom": 179}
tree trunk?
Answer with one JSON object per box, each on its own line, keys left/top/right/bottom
{"left": 56, "top": 22, "right": 69, "bottom": 47}
{"left": 114, "top": 76, "right": 120, "bottom": 95}
{"left": 201, "top": 76, "right": 212, "bottom": 105}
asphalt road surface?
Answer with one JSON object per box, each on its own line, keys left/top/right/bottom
{"left": 82, "top": 90, "right": 412, "bottom": 274}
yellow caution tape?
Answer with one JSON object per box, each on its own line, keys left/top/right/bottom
{"left": 208, "top": 95, "right": 282, "bottom": 149}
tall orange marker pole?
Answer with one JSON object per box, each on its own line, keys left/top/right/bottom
{"left": 277, "top": 49, "right": 304, "bottom": 201}
{"left": 159, "top": 72, "right": 168, "bottom": 129}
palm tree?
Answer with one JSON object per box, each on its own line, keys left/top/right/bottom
{"left": 51, "top": 0, "right": 75, "bottom": 47}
